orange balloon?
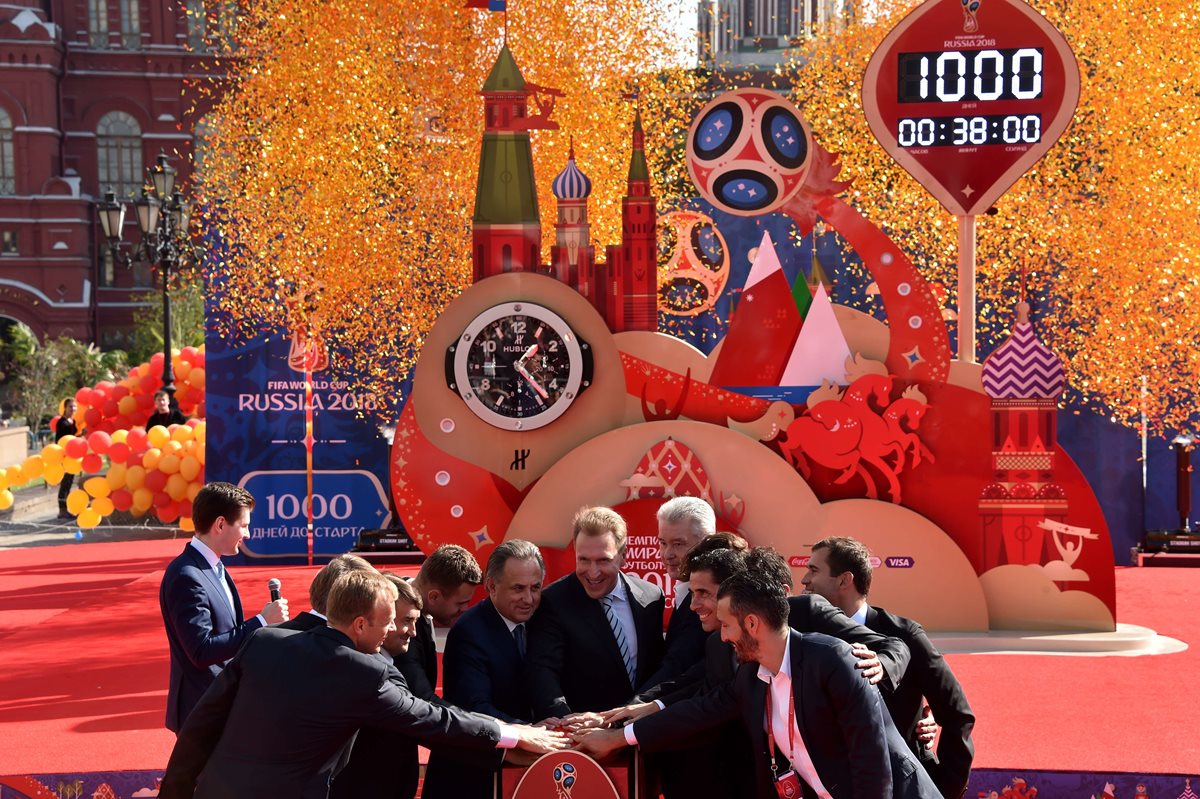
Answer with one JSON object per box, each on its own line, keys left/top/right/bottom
{"left": 106, "top": 463, "right": 128, "bottom": 490}
{"left": 125, "top": 465, "right": 147, "bottom": 490}
{"left": 166, "top": 474, "right": 189, "bottom": 502}
{"left": 158, "top": 453, "right": 182, "bottom": 475}
{"left": 92, "top": 496, "right": 115, "bottom": 516}
{"left": 142, "top": 447, "right": 163, "bottom": 471}
{"left": 132, "top": 487, "right": 154, "bottom": 513}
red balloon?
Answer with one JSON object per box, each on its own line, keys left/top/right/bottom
{"left": 112, "top": 384, "right": 130, "bottom": 400}
{"left": 157, "top": 502, "right": 181, "bottom": 523}
{"left": 178, "top": 497, "right": 193, "bottom": 516}
{"left": 137, "top": 391, "right": 155, "bottom": 409}
{"left": 153, "top": 490, "right": 172, "bottom": 509}
{"left": 180, "top": 346, "right": 200, "bottom": 364}
{"left": 111, "top": 489, "right": 133, "bottom": 512}
{"left": 83, "top": 408, "right": 101, "bottom": 427}
{"left": 108, "top": 442, "right": 130, "bottom": 463}
{"left": 81, "top": 452, "right": 103, "bottom": 473}
{"left": 75, "top": 387, "right": 92, "bottom": 405}
{"left": 114, "top": 414, "right": 134, "bottom": 430}
{"left": 125, "top": 428, "right": 148, "bottom": 452}
{"left": 145, "top": 470, "right": 168, "bottom": 493}
{"left": 139, "top": 375, "right": 158, "bottom": 393}
{"left": 102, "top": 399, "right": 119, "bottom": 418}
{"left": 97, "top": 380, "right": 116, "bottom": 393}
{"left": 64, "top": 437, "right": 89, "bottom": 459}
{"left": 88, "top": 431, "right": 113, "bottom": 455}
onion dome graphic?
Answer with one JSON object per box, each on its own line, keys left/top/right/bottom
{"left": 551, "top": 141, "right": 592, "bottom": 200}
{"left": 982, "top": 300, "right": 1065, "bottom": 400}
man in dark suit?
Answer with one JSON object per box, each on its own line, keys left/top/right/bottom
{"left": 642, "top": 496, "right": 715, "bottom": 691}
{"left": 279, "top": 553, "right": 375, "bottom": 632}
{"left": 331, "top": 573, "right": 434, "bottom": 799}
{"left": 423, "top": 539, "right": 546, "bottom": 799}
{"left": 159, "top": 570, "right": 569, "bottom": 799}
{"left": 803, "top": 537, "right": 975, "bottom": 799}
{"left": 396, "top": 543, "right": 482, "bottom": 701}
{"left": 159, "top": 482, "right": 288, "bottom": 733}
{"left": 527, "top": 506, "right": 666, "bottom": 720}
{"left": 578, "top": 570, "right": 892, "bottom": 799}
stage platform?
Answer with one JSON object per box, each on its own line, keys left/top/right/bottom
{"left": 0, "top": 538, "right": 1197, "bottom": 798}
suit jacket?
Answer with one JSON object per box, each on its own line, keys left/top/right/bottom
{"left": 866, "top": 606, "right": 975, "bottom": 799}
{"left": 279, "top": 611, "right": 326, "bottom": 632}
{"left": 159, "top": 626, "right": 502, "bottom": 799}
{"left": 634, "top": 631, "right": 890, "bottom": 799}
{"left": 394, "top": 613, "right": 439, "bottom": 702}
{"left": 641, "top": 592, "right": 706, "bottom": 692}
{"left": 159, "top": 542, "right": 264, "bottom": 732}
{"left": 526, "top": 572, "right": 665, "bottom": 719}
{"left": 422, "top": 598, "right": 531, "bottom": 799}
{"left": 788, "top": 594, "right": 911, "bottom": 694}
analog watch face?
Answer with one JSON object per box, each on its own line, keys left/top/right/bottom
{"left": 449, "top": 303, "right": 587, "bottom": 430}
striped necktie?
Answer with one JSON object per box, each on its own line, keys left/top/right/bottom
{"left": 600, "top": 594, "right": 635, "bottom": 687}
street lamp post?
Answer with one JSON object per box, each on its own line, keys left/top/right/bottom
{"left": 98, "top": 153, "right": 192, "bottom": 400}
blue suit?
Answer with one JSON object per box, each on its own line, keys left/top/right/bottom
{"left": 160, "top": 541, "right": 264, "bottom": 732}
{"left": 422, "top": 598, "right": 531, "bottom": 799}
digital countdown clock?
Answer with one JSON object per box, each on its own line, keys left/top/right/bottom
{"left": 862, "top": 0, "right": 1079, "bottom": 217}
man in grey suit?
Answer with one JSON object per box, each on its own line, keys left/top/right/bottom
{"left": 159, "top": 570, "right": 569, "bottom": 799}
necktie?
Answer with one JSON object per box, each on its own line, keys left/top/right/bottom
{"left": 214, "top": 562, "right": 235, "bottom": 613}
{"left": 513, "top": 623, "right": 527, "bottom": 659}
{"left": 601, "top": 594, "right": 636, "bottom": 687}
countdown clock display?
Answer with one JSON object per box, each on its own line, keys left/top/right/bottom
{"left": 446, "top": 301, "right": 593, "bottom": 431}
{"left": 862, "top": 0, "right": 1079, "bottom": 216}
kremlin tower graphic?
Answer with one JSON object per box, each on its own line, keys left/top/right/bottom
{"left": 471, "top": 45, "right": 658, "bottom": 333}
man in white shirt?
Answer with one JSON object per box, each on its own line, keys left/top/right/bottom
{"left": 159, "top": 482, "right": 289, "bottom": 732}
{"left": 576, "top": 570, "right": 892, "bottom": 799}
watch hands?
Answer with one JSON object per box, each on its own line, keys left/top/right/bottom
{"left": 514, "top": 343, "right": 549, "bottom": 400}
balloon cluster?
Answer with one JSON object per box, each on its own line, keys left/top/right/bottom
{"left": 0, "top": 421, "right": 206, "bottom": 530}
{"left": 72, "top": 347, "right": 206, "bottom": 433}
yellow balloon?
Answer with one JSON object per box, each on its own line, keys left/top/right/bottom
{"left": 0, "top": 470, "right": 9, "bottom": 492}
{"left": 63, "top": 457, "right": 83, "bottom": 475}
{"left": 195, "top": 445, "right": 206, "bottom": 467}
{"left": 193, "top": 422, "right": 206, "bottom": 447}
{"left": 21, "top": 456, "right": 45, "bottom": 482}
{"left": 92, "top": 496, "right": 115, "bottom": 516}
{"left": 147, "top": 425, "right": 171, "bottom": 449}
{"left": 175, "top": 360, "right": 193, "bottom": 380}
{"left": 84, "top": 476, "right": 111, "bottom": 498}
{"left": 7, "top": 464, "right": 23, "bottom": 485}
{"left": 0, "top": 489, "right": 12, "bottom": 511}
{"left": 187, "top": 481, "right": 202, "bottom": 502}
{"left": 142, "top": 448, "right": 162, "bottom": 471}
{"left": 166, "top": 473, "right": 189, "bottom": 502}
{"left": 106, "top": 463, "right": 128, "bottom": 490}
{"left": 111, "top": 428, "right": 129, "bottom": 445}
{"left": 164, "top": 440, "right": 184, "bottom": 455}
{"left": 57, "top": 434, "right": 76, "bottom": 449}
{"left": 77, "top": 508, "right": 101, "bottom": 529}
{"left": 43, "top": 463, "right": 65, "bottom": 485}
{"left": 132, "top": 487, "right": 154, "bottom": 513}
{"left": 118, "top": 395, "right": 139, "bottom": 416}
{"left": 180, "top": 455, "right": 202, "bottom": 482}
{"left": 40, "top": 444, "right": 65, "bottom": 465}
{"left": 188, "top": 367, "right": 206, "bottom": 389}
{"left": 180, "top": 515, "right": 196, "bottom": 532}
{"left": 126, "top": 465, "right": 147, "bottom": 490}
{"left": 171, "top": 425, "right": 194, "bottom": 444}
{"left": 66, "top": 488, "right": 90, "bottom": 515}
{"left": 159, "top": 453, "right": 182, "bottom": 475}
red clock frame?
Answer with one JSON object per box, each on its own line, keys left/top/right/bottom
{"left": 862, "top": 0, "right": 1080, "bottom": 217}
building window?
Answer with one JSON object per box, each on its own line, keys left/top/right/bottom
{"left": 97, "top": 111, "right": 142, "bottom": 197}
{"left": 185, "top": 0, "right": 206, "bottom": 49}
{"left": 0, "top": 109, "right": 13, "bottom": 195}
{"left": 119, "top": 0, "right": 140, "bottom": 49}
{"left": 100, "top": 247, "right": 115, "bottom": 286}
{"left": 88, "top": 0, "right": 109, "bottom": 48}
{"left": 1, "top": 231, "right": 17, "bottom": 254}
{"left": 186, "top": 1, "right": 237, "bottom": 51}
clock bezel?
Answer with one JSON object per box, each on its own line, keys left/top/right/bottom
{"left": 447, "top": 301, "right": 588, "bottom": 431}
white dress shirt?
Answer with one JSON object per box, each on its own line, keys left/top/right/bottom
{"left": 190, "top": 537, "right": 266, "bottom": 627}
{"left": 849, "top": 605, "right": 868, "bottom": 625}
{"left": 759, "top": 636, "right": 832, "bottom": 799}
{"left": 673, "top": 579, "right": 690, "bottom": 609}
{"left": 603, "top": 576, "right": 639, "bottom": 672}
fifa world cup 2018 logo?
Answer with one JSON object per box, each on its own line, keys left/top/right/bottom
{"left": 552, "top": 762, "right": 577, "bottom": 799}
{"left": 962, "top": 0, "right": 980, "bottom": 32}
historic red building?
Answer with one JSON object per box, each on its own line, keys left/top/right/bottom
{"left": 0, "top": 0, "right": 226, "bottom": 347}
{"left": 473, "top": 45, "right": 658, "bottom": 333}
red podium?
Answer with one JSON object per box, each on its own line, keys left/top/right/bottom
{"left": 500, "top": 750, "right": 648, "bottom": 799}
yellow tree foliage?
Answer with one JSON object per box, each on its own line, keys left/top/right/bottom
{"left": 198, "top": 0, "right": 700, "bottom": 416}
{"left": 786, "top": 0, "right": 1200, "bottom": 433}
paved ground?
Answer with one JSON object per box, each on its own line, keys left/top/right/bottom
{"left": 0, "top": 512, "right": 182, "bottom": 549}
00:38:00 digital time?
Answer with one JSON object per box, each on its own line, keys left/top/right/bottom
{"left": 897, "top": 114, "right": 1042, "bottom": 148}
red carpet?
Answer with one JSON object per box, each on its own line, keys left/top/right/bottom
{"left": 0, "top": 541, "right": 1196, "bottom": 776}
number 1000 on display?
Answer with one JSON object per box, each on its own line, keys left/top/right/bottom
{"left": 898, "top": 48, "right": 1044, "bottom": 103}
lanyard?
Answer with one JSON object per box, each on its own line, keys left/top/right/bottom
{"left": 765, "top": 679, "right": 796, "bottom": 776}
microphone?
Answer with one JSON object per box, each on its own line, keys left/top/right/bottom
{"left": 268, "top": 578, "right": 282, "bottom": 602}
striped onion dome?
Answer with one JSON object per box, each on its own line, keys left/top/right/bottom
{"left": 552, "top": 143, "right": 592, "bottom": 200}
{"left": 981, "top": 301, "right": 1065, "bottom": 400}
